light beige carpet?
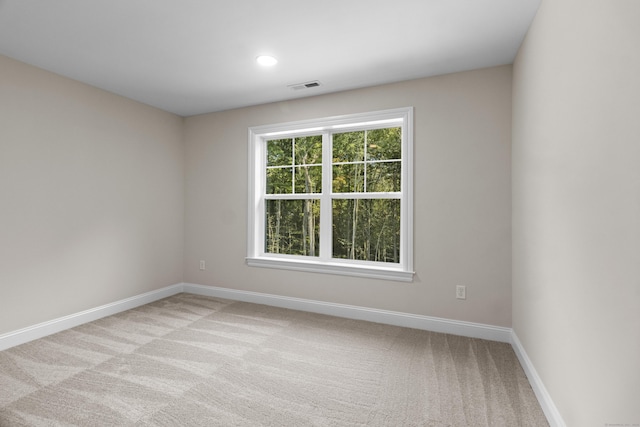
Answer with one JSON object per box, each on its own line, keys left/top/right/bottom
{"left": 0, "top": 293, "right": 548, "bottom": 426}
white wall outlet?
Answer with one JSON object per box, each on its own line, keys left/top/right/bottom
{"left": 199, "top": 260, "right": 206, "bottom": 270}
{"left": 456, "top": 285, "right": 466, "bottom": 300}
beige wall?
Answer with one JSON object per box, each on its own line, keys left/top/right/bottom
{"left": 1, "top": 57, "right": 512, "bottom": 335}
{"left": 512, "top": 0, "right": 640, "bottom": 425}
{"left": 0, "top": 55, "right": 185, "bottom": 335}
{"left": 184, "top": 66, "right": 513, "bottom": 327}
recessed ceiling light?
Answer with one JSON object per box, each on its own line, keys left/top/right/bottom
{"left": 256, "top": 55, "right": 278, "bottom": 66}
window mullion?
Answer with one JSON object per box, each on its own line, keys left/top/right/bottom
{"left": 291, "top": 138, "right": 295, "bottom": 194}
{"left": 319, "top": 132, "right": 332, "bottom": 261}
{"left": 364, "top": 130, "right": 368, "bottom": 193}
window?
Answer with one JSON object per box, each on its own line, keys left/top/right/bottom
{"left": 247, "top": 107, "right": 413, "bottom": 281}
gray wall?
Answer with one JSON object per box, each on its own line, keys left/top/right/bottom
{"left": 0, "top": 55, "right": 185, "bottom": 335}
{"left": 512, "top": 0, "right": 640, "bottom": 424}
{"left": 184, "top": 66, "right": 513, "bottom": 327}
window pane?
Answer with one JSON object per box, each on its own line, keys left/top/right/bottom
{"left": 333, "top": 131, "right": 364, "bottom": 163}
{"left": 332, "top": 199, "right": 400, "bottom": 263}
{"left": 333, "top": 163, "right": 364, "bottom": 193}
{"left": 295, "top": 165, "right": 322, "bottom": 193}
{"left": 266, "top": 167, "right": 292, "bottom": 194}
{"left": 366, "top": 161, "right": 401, "bottom": 192}
{"left": 367, "top": 127, "right": 401, "bottom": 161}
{"left": 265, "top": 199, "right": 320, "bottom": 257}
{"left": 267, "top": 138, "right": 293, "bottom": 166}
{"left": 294, "top": 135, "right": 322, "bottom": 165}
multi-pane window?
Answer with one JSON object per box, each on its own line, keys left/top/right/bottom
{"left": 331, "top": 128, "right": 402, "bottom": 263}
{"left": 265, "top": 136, "right": 322, "bottom": 257}
{"left": 247, "top": 108, "right": 413, "bottom": 281}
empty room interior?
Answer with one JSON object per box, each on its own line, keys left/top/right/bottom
{"left": 0, "top": 0, "right": 638, "bottom": 426}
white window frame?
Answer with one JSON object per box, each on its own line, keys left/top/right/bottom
{"left": 247, "top": 107, "right": 414, "bottom": 282}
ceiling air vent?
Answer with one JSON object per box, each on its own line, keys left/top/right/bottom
{"left": 287, "top": 80, "right": 321, "bottom": 91}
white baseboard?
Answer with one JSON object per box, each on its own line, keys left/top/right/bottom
{"left": 511, "top": 331, "right": 566, "bottom": 427}
{"left": 0, "top": 283, "right": 183, "bottom": 351}
{"left": 0, "top": 282, "right": 511, "bottom": 351}
{"left": 183, "top": 283, "right": 512, "bottom": 343}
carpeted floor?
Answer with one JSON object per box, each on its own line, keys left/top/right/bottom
{"left": 0, "top": 293, "right": 548, "bottom": 426}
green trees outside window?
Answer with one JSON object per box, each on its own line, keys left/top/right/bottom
{"left": 265, "top": 135, "right": 322, "bottom": 256}
{"left": 264, "top": 127, "right": 402, "bottom": 263}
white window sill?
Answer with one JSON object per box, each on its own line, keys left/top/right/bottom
{"left": 246, "top": 256, "right": 414, "bottom": 282}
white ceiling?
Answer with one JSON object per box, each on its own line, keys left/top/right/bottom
{"left": 0, "top": 0, "right": 540, "bottom": 117}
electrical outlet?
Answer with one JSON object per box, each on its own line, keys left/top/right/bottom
{"left": 199, "top": 260, "right": 206, "bottom": 270}
{"left": 456, "top": 285, "right": 466, "bottom": 300}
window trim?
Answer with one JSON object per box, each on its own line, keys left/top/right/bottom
{"left": 247, "top": 107, "right": 414, "bottom": 282}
